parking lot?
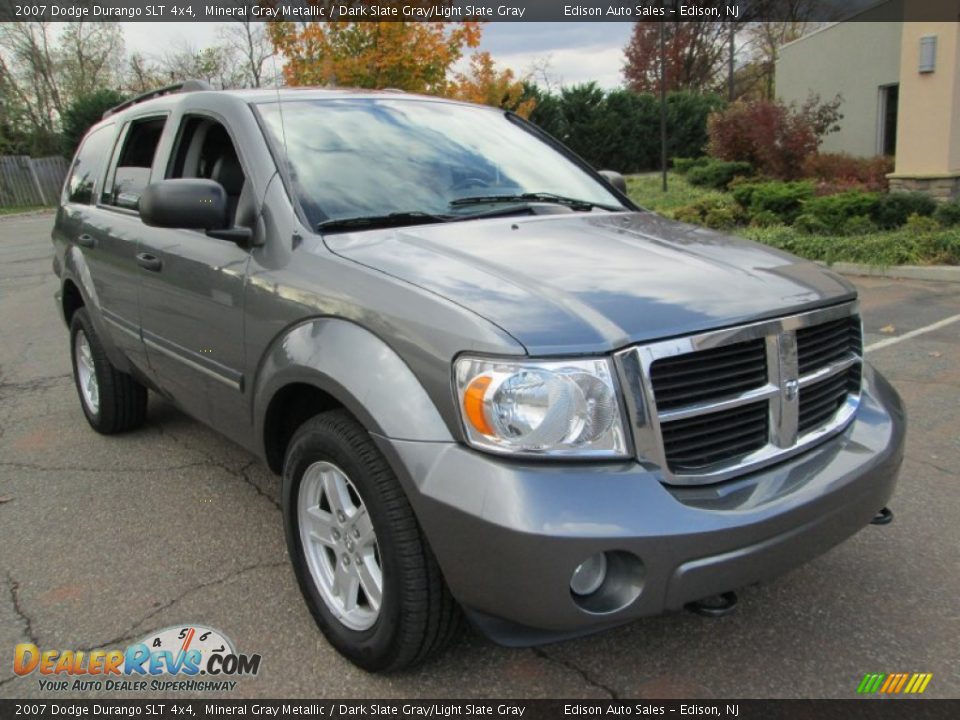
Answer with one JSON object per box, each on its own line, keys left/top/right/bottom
{"left": 1, "top": 211, "right": 957, "bottom": 699}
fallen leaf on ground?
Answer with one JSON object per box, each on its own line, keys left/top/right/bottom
{"left": 928, "top": 351, "right": 942, "bottom": 358}
{"left": 879, "top": 324, "right": 896, "bottom": 334}
{"left": 0, "top": 495, "right": 13, "bottom": 504}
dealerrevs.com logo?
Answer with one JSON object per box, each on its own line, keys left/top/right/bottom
{"left": 13, "top": 624, "right": 261, "bottom": 692}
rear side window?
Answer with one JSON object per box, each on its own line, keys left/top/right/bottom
{"left": 102, "top": 116, "right": 167, "bottom": 210}
{"left": 64, "top": 124, "right": 115, "bottom": 205}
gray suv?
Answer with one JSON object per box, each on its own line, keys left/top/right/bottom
{"left": 53, "top": 82, "right": 905, "bottom": 672}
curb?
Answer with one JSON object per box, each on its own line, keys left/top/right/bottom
{"left": 820, "top": 262, "right": 960, "bottom": 284}
{"left": 0, "top": 208, "right": 54, "bottom": 221}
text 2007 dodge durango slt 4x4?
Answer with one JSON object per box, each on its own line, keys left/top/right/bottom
{"left": 53, "top": 82, "right": 905, "bottom": 671}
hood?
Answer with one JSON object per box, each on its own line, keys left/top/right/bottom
{"left": 323, "top": 211, "right": 856, "bottom": 354}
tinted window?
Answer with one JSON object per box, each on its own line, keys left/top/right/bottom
{"left": 102, "top": 117, "right": 167, "bottom": 210}
{"left": 64, "top": 124, "right": 115, "bottom": 205}
{"left": 256, "top": 99, "right": 623, "bottom": 227}
{"left": 168, "top": 117, "right": 247, "bottom": 225}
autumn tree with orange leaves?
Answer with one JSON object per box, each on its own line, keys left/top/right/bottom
{"left": 268, "top": 5, "right": 534, "bottom": 116}
{"left": 446, "top": 51, "right": 535, "bottom": 118}
{"left": 268, "top": 18, "right": 481, "bottom": 95}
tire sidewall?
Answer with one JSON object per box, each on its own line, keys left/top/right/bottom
{"left": 282, "top": 419, "right": 406, "bottom": 671}
{"left": 69, "top": 309, "right": 103, "bottom": 427}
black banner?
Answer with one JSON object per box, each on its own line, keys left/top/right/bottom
{"left": 1, "top": 700, "right": 960, "bottom": 720}
{"left": 0, "top": 0, "right": 959, "bottom": 23}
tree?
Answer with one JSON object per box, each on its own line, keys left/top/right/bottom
{"left": 623, "top": 14, "right": 728, "bottom": 94}
{"left": 61, "top": 88, "right": 125, "bottom": 157}
{"left": 218, "top": 17, "right": 274, "bottom": 88}
{"left": 157, "top": 43, "right": 248, "bottom": 89}
{"left": 446, "top": 52, "right": 535, "bottom": 117}
{"left": 268, "top": 19, "right": 481, "bottom": 94}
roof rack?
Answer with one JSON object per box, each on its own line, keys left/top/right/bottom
{"left": 102, "top": 80, "right": 214, "bottom": 119}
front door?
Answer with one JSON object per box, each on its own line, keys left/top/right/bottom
{"left": 136, "top": 116, "right": 253, "bottom": 444}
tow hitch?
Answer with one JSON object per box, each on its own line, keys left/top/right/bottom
{"left": 685, "top": 590, "right": 738, "bottom": 617}
{"left": 871, "top": 507, "right": 894, "bottom": 525}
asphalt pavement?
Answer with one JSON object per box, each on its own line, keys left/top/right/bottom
{"left": 1, "top": 211, "right": 957, "bottom": 699}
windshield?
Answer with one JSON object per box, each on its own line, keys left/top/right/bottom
{"left": 255, "top": 98, "right": 626, "bottom": 227}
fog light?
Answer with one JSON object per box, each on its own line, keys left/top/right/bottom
{"left": 570, "top": 552, "right": 607, "bottom": 596}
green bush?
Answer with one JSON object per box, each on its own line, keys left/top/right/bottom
{"left": 673, "top": 157, "right": 711, "bottom": 175}
{"left": 687, "top": 160, "right": 753, "bottom": 190}
{"left": 742, "top": 226, "right": 960, "bottom": 265}
{"left": 903, "top": 213, "right": 941, "bottom": 234}
{"left": 933, "top": 200, "right": 960, "bottom": 227}
{"left": 794, "top": 213, "right": 829, "bottom": 235}
{"left": 672, "top": 196, "right": 744, "bottom": 227}
{"left": 842, "top": 214, "right": 878, "bottom": 236}
{"left": 527, "top": 84, "right": 724, "bottom": 173}
{"left": 749, "top": 210, "right": 781, "bottom": 228}
{"left": 802, "top": 191, "right": 881, "bottom": 233}
{"left": 704, "top": 206, "right": 737, "bottom": 230}
{"left": 872, "top": 192, "right": 937, "bottom": 229}
{"left": 733, "top": 180, "right": 815, "bottom": 223}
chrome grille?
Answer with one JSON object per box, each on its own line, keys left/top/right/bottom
{"left": 650, "top": 339, "right": 767, "bottom": 410}
{"left": 616, "top": 303, "right": 863, "bottom": 485}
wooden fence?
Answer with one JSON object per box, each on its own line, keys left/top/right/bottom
{"left": 0, "top": 155, "right": 69, "bottom": 208}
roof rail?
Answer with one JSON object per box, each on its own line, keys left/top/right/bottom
{"left": 102, "top": 80, "right": 215, "bottom": 119}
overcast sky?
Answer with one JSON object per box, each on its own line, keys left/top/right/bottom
{"left": 120, "top": 22, "right": 636, "bottom": 89}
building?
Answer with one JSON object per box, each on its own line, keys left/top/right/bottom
{"left": 776, "top": 0, "right": 960, "bottom": 199}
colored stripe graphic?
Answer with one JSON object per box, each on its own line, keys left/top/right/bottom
{"left": 858, "top": 673, "right": 932, "bottom": 694}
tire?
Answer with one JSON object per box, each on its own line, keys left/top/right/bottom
{"left": 282, "top": 410, "right": 460, "bottom": 672}
{"left": 69, "top": 307, "right": 148, "bottom": 434}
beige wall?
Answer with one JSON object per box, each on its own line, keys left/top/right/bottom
{"left": 893, "top": 22, "right": 960, "bottom": 175}
{"left": 776, "top": 22, "right": 902, "bottom": 157}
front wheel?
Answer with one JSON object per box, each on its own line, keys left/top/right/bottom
{"left": 282, "top": 410, "right": 459, "bottom": 672}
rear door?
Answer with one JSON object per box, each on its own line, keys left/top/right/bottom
{"left": 136, "top": 114, "right": 252, "bottom": 442}
{"left": 79, "top": 115, "right": 169, "bottom": 375}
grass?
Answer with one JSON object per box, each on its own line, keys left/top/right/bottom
{"left": 626, "top": 172, "right": 959, "bottom": 266}
{"left": 0, "top": 205, "right": 48, "bottom": 216}
{"left": 626, "top": 172, "right": 724, "bottom": 214}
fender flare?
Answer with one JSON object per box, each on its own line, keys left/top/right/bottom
{"left": 253, "top": 317, "right": 454, "bottom": 459}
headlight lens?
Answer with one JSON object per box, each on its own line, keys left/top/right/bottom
{"left": 454, "top": 356, "right": 628, "bottom": 458}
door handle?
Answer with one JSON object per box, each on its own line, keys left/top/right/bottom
{"left": 77, "top": 234, "right": 95, "bottom": 248}
{"left": 136, "top": 252, "right": 163, "bottom": 272}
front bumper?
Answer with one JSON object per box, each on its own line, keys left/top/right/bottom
{"left": 375, "top": 363, "right": 905, "bottom": 646}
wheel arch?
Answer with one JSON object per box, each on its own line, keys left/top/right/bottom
{"left": 254, "top": 317, "right": 453, "bottom": 474}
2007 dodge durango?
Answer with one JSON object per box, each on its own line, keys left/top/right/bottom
{"left": 52, "top": 83, "right": 905, "bottom": 671}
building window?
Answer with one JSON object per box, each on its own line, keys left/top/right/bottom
{"left": 879, "top": 84, "right": 898, "bottom": 157}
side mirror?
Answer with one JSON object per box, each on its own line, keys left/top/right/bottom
{"left": 598, "top": 170, "right": 627, "bottom": 194}
{"left": 140, "top": 179, "right": 229, "bottom": 231}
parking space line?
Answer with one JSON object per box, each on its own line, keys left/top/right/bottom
{"left": 865, "top": 313, "right": 960, "bottom": 353}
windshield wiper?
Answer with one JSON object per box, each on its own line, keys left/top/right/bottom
{"left": 317, "top": 211, "right": 450, "bottom": 233}
{"left": 449, "top": 192, "right": 620, "bottom": 212}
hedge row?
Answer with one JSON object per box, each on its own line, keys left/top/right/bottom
{"left": 527, "top": 84, "right": 725, "bottom": 174}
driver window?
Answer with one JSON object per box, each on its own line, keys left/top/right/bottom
{"left": 168, "top": 117, "right": 249, "bottom": 228}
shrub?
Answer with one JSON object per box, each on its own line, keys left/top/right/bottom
{"left": 872, "top": 192, "right": 937, "bottom": 229}
{"left": 802, "top": 153, "right": 893, "bottom": 192}
{"left": 686, "top": 160, "right": 753, "bottom": 190}
{"left": 904, "top": 213, "right": 941, "bottom": 234}
{"left": 704, "top": 206, "right": 737, "bottom": 230}
{"left": 802, "top": 191, "right": 881, "bottom": 233}
{"left": 749, "top": 210, "right": 781, "bottom": 228}
{"left": 671, "top": 196, "right": 744, "bottom": 227}
{"left": 934, "top": 200, "right": 960, "bottom": 227}
{"left": 706, "top": 93, "right": 843, "bottom": 179}
{"left": 528, "top": 84, "right": 723, "bottom": 173}
{"left": 673, "top": 157, "right": 710, "bottom": 174}
{"left": 842, "top": 214, "right": 878, "bottom": 236}
{"left": 794, "top": 213, "right": 829, "bottom": 235}
{"left": 732, "top": 180, "right": 815, "bottom": 223}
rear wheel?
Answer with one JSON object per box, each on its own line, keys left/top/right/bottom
{"left": 282, "top": 410, "right": 459, "bottom": 671}
{"left": 69, "top": 308, "right": 147, "bottom": 434}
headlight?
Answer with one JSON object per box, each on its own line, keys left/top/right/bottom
{"left": 454, "top": 356, "right": 628, "bottom": 458}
